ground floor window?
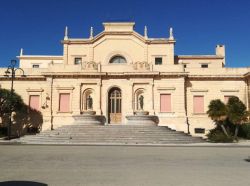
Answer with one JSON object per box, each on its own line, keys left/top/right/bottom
{"left": 193, "top": 95, "right": 204, "bottom": 114}
{"left": 29, "top": 95, "right": 40, "bottom": 111}
{"left": 160, "top": 94, "right": 171, "bottom": 112}
{"left": 224, "top": 96, "right": 232, "bottom": 104}
{"left": 59, "top": 93, "right": 70, "bottom": 112}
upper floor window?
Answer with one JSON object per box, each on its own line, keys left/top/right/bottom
{"left": 201, "top": 64, "right": 208, "bottom": 68}
{"left": 109, "top": 56, "right": 126, "bottom": 64}
{"left": 193, "top": 95, "right": 204, "bottom": 114}
{"left": 74, "top": 57, "right": 82, "bottom": 65}
{"left": 155, "top": 57, "right": 162, "bottom": 65}
{"left": 32, "top": 64, "right": 39, "bottom": 68}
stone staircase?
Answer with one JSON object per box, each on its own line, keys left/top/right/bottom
{"left": 17, "top": 124, "right": 205, "bottom": 145}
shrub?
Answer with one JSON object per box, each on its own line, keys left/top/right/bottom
{"left": 0, "top": 127, "right": 7, "bottom": 137}
{"left": 239, "top": 123, "right": 250, "bottom": 139}
{"left": 206, "top": 127, "right": 233, "bottom": 143}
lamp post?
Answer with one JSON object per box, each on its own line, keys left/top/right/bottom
{"left": 4, "top": 59, "right": 25, "bottom": 140}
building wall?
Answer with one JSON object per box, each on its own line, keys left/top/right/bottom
{"left": 186, "top": 79, "right": 247, "bottom": 136}
{"left": 1, "top": 22, "right": 249, "bottom": 138}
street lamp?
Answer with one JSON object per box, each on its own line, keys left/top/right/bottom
{"left": 4, "top": 59, "right": 25, "bottom": 140}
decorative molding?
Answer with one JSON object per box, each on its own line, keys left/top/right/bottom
{"left": 133, "top": 61, "right": 150, "bottom": 70}
{"left": 56, "top": 86, "right": 74, "bottom": 90}
{"left": 26, "top": 88, "right": 44, "bottom": 92}
{"left": 220, "top": 89, "right": 239, "bottom": 92}
{"left": 82, "top": 61, "right": 98, "bottom": 70}
{"left": 157, "top": 87, "right": 176, "bottom": 91}
{"left": 190, "top": 89, "right": 209, "bottom": 92}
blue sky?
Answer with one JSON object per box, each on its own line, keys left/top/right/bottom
{"left": 0, "top": 0, "right": 249, "bottom": 67}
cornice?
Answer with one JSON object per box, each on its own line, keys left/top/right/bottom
{"left": 17, "top": 55, "right": 63, "bottom": 60}
{"left": 244, "top": 72, "right": 250, "bottom": 77}
{"left": 176, "top": 55, "right": 224, "bottom": 59}
{"left": 61, "top": 31, "right": 175, "bottom": 45}
{"left": 188, "top": 74, "right": 244, "bottom": 80}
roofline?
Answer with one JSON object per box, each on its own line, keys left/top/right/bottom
{"left": 176, "top": 55, "right": 224, "bottom": 59}
{"left": 103, "top": 22, "right": 135, "bottom": 25}
{"left": 244, "top": 72, "right": 250, "bottom": 77}
{"left": 61, "top": 31, "right": 175, "bottom": 45}
{"left": 17, "top": 55, "right": 63, "bottom": 60}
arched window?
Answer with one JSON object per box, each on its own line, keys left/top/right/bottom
{"left": 109, "top": 55, "right": 127, "bottom": 64}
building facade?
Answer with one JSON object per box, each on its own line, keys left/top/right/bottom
{"left": 0, "top": 22, "right": 249, "bottom": 137}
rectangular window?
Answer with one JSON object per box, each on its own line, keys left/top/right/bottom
{"left": 193, "top": 96, "right": 204, "bottom": 114}
{"left": 201, "top": 64, "right": 208, "bottom": 68}
{"left": 183, "top": 64, "right": 187, "bottom": 68}
{"left": 29, "top": 95, "right": 40, "bottom": 111}
{"left": 74, "top": 58, "right": 82, "bottom": 65}
{"left": 155, "top": 57, "right": 162, "bottom": 65}
{"left": 160, "top": 94, "right": 171, "bottom": 112}
{"left": 194, "top": 128, "right": 205, "bottom": 134}
{"left": 224, "top": 96, "right": 231, "bottom": 104}
{"left": 59, "top": 93, "right": 70, "bottom": 112}
{"left": 32, "top": 64, "right": 40, "bottom": 68}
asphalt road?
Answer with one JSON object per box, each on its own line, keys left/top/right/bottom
{"left": 0, "top": 145, "right": 249, "bottom": 186}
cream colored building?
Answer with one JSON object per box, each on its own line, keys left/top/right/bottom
{"left": 0, "top": 22, "right": 249, "bottom": 137}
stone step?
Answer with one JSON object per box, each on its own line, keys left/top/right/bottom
{"left": 20, "top": 141, "right": 203, "bottom": 145}
{"left": 36, "top": 131, "right": 186, "bottom": 135}
{"left": 19, "top": 124, "right": 204, "bottom": 144}
{"left": 21, "top": 137, "right": 201, "bottom": 142}
{"left": 20, "top": 137, "right": 203, "bottom": 143}
{"left": 27, "top": 133, "right": 194, "bottom": 138}
{"left": 20, "top": 139, "right": 203, "bottom": 144}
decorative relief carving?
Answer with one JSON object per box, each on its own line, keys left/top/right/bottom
{"left": 133, "top": 61, "right": 150, "bottom": 70}
{"left": 82, "top": 61, "right": 98, "bottom": 70}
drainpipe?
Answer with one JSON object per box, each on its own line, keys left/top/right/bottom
{"left": 184, "top": 75, "right": 190, "bottom": 134}
{"left": 50, "top": 76, "right": 54, "bottom": 130}
{"left": 246, "top": 78, "right": 249, "bottom": 111}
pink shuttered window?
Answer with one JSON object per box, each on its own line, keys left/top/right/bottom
{"left": 193, "top": 96, "right": 204, "bottom": 114}
{"left": 59, "top": 93, "right": 70, "bottom": 112}
{"left": 29, "top": 95, "right": 40, "bottom": 111}
{"left": 160, "top": 94, "right": 171, "bottom": 112}
{"left": 224, "top": 96, "right": 231, "bottom": 104}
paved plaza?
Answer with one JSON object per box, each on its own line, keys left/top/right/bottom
{"left": 0, "top": 145, "right": 250, "bottom": 186}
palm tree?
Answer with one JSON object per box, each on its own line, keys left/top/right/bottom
{"left": 207, "top": 99, "right": 229, "bottom": 137}
{"left": 227, "top": 96, "right": 249, "bottom": 140}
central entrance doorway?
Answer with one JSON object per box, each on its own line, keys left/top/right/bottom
{"left": 108, "top": 87, "right": 122, "bottom": 124}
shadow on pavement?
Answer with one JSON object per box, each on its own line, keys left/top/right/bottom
{"left": 0, "top": 181, "right": 47, "bottom": 186}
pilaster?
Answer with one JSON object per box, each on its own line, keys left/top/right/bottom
{"left": 96, "top": 82, "right": 102, "bottom": 115}
{"left": 149, "top": 82, "right": 155, "bottom": 115}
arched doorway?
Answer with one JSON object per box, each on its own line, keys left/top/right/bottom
{"left": 108, "top": 87, "right": 122, "bottom": 124}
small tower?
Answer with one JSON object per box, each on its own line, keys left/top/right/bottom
{"left": 64, "top": 26, "right": 68, "bottom": 40}
{"left": 144, "top": 26, "right": 148, "bottom": 39}
{"left": 90, "top": 27, "right": 93, "bottom": 39}
{"left": 169, "top": 27, "right": 174, "bottom": 40}
{"left": 20, "top": 48, "right": 23, "bottom": 56}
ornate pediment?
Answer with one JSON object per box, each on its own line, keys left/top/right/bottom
{"left": 133, "top": 61, "right": 150, "bottom": 70}
{"left": 82, "top": 61, "right": 98, "bottom": 70}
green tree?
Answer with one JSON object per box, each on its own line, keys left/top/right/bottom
{"left": 0, "top": 89, "right": 26, "bottom": 120}
{"left": 207, "top": 99, "right": 229, "bottom": 137}
{"left": 227, "top": 96, "right": 249, "bottom": 140}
